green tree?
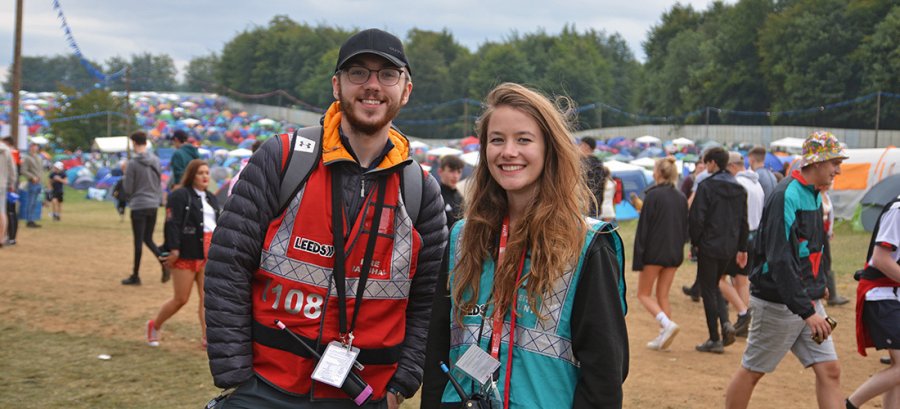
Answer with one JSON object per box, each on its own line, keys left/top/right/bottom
{"left": 758, "top": 0, "right": 893, "bottom": 127}
{"left": 184, "top": 53, "right": 220, "bottom": 92}
{"left": 3, "top": 55, "right": 100, "bottom": 92}
{"left": 398, "top": 28, "right": 473, "bottom": 138}
{"left": 48, "top": 86, "right": 126, "bottom": 150}
{"left": 859, "top": 5, "right": 900, "bottom": 129}
{"left": 106, "top": 53, "right": 178, "bottom": 91}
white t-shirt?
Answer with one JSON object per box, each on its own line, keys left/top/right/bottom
{"left": 194, "top": 189, "right": 217, "bottom": 233}
{"left": 735, "top": 171, "right": 764, "bottom": 231}
{"left": 866, "top": 202, "right": 900, "bottom": 301}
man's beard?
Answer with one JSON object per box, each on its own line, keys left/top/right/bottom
{"left": 338, "top": 87, "right": 402, "bottom": 136}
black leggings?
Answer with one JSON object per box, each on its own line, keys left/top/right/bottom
{"left": 6, "top": 201, "right": 17, "bottom": 240}
{"left": 130, "top": 208, "right": 161, "bottom": 276}
{"left": 697, "top": 255, "right": 730, "bottom": 342}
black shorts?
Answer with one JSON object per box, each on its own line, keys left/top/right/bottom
{"left": 726, "top": 231, "right": 756, "bottom": 277}
{"left": 863, "top": 299, "right": 900, "bottom": 350}
{"left": 50, "top": 191, "right": 64, "bottom": 202}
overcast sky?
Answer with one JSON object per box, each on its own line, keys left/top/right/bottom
{"left": 1, "top": 0, "right": 726, "bottom": 86}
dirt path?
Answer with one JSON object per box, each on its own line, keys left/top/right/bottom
{"left": 0, "top": 199, "right": 888, "bottom": 408}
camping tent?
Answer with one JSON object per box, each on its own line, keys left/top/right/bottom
{"left": 635, "top": 135, "right": 661, "bottom": 145}
{"left": 859, "top": 174, "right": 900, "bottom": 232}
{"left": 770, "top": 137, "right": 805, "bottom": 154}
{"left": 830, "top": 147, "right": 900, "bottom": 220}
{"left": 672, "top": 137, "right": 694, "bottom": 147}
{"left": 92, "top": 136, "right": 153, "bottom": 153}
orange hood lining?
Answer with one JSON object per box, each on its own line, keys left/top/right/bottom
{"left": 320, "top": 102, "right": 410, "bottom": 170}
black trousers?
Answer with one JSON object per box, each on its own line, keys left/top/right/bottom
{"left": 6, "top": 200, "right": 17, "bottom": 240}
{"left": 216, "top": 376, "right": 388, "bottom": 409}
{"left": 697, "top": 255, "right": 730, "bottom": 342}
{"left": 130, "top": 208, "right": 160, "bottom": 276}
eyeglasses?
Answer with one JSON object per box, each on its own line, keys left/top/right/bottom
{"left": 342, "top": 66, "right": 405, "bottom": 86}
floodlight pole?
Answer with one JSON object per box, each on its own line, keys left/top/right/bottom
{"left": 10, "top": 0, "right": 24, "bottom": 148}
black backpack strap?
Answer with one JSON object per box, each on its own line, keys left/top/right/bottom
{"left": 400, "top": 160, "right": 424, "bottom": 225}
{"left": 278, "top": 126, "right": 323, "bottom": 213}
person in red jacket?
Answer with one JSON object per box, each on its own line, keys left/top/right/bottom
{"left": 203, "top": 29, "right": 447, "bottom": 409}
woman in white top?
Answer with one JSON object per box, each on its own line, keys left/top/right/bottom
{"left": 149, "top": 159, "right": 220, "bottom": 348}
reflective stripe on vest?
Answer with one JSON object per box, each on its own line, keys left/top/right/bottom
{"left": 251, "top": 161, "right": 421, "bottom": 400}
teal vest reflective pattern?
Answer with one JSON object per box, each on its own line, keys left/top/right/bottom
{"left": 442, "top": 219, "right": 625, "bottom": 408}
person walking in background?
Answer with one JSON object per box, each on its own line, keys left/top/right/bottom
{"left": 580, "top": 136, "right": 609, "bottom": 218}
{"left": 121, "top": 131, "right": 165, "bottom": 286}
{"left": 725, "top": 131, "right": 848, "bottom": 409}
{"left": 422, "top": 83, "right": 627, "bottom": 409}
{"left": 724, "top": 151, "right": 764, "bottom": 337}
{"left": 148, "top": 160, "right": 219, "bottom": 348}
{"left": 20, "top": 143, "right": 44, "bottom": 228}
{"left": 820, "top": 186, "right": 850, "bottom": 306}
{"left": 747, "top": 146, "right": 777, "bottom": 201}
{"left": 0, "top": 137, "right": 16, "bottom": 248}
{"left": 47, "top": 161, "right": 67, "bottom": 221}
{"left": 689, "top": 147, "right": 748, "bottom": 353}
{"left": 599, "top": 166, "right": 616, "bottom": 222}
{"left": 204, "top": 29, "right": 447, "bottom": 408}
{"left": 634, "top": 156, "right": 688, "bottom": 351}
{"left": 680, "top": 161, "right": 705, "bottom": 199}
{"left": 169, "top": 130, "right": 199, "bottom": 190}
{"left": 2, "top": 137, "right": 19, "bottom": 245}
{"left": 848, "top": 193, "right": 900, "bottom": 409}
{"left": 438, "top": 154, "right": 465, "bottom": 229}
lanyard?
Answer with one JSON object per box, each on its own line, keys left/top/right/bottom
{"left": 330, "top": 170, "right": 388, "bottom": 345}
{"left": 488, "top": 216, "right": 526, "bottom": 409}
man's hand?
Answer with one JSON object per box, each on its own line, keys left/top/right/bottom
{"left": 387, "top": 392, "right": 402, "bottom": 409}
{"left": 804, "top": 314, "right": 832, "bottom": 340}
{"left": 736, "top": 252, "right": 748, "bottom": 269}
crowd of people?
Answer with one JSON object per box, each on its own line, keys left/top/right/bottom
{"left": 1, "top": 27, "right": 897, "bottom": 409}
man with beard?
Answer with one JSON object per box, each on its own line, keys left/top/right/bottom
{"left": 204, "top": 29, "right": 447, "bottom": 409}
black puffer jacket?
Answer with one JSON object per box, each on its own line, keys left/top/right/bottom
{"left": 204, "top": 131, "right": 448, "bottom": 397}
{"left": 163, "top": 187, "right": 219, "bottom": 259}
{"left": 689, "top": 170, "right": 749, "bottom": 260}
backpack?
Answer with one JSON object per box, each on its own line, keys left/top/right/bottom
{"left": 276, "top": 127, "right": 424, "bottom": 224}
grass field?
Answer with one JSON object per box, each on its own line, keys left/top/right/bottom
{"left": 0, "top": 187, "right": 883, "bottom": 408}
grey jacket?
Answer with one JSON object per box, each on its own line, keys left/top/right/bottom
{"left": 124, "top": 151, "right": 162, "bottom": 210}
{"left": 21, "top": 151, "right": 43, "bottom": 184}
{"left": 0, "top": 143, "right": 16, "bottom": 190}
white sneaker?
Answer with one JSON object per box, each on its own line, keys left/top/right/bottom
{"left": 659, "top": 321, "right": 680, "bottom": 350}
{"left": 646, "top": 331, "right": 663, "bottom": 350}
{"left": 147, "top": 320, "right": 160, "bottom": 347}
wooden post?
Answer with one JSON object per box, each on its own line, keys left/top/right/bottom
{"left": 10, "top": 0, "right": 24, "bottom": 147}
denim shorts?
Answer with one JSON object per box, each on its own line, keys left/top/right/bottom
{"left": 741, "top": 297, "right": 838, "bottom": 373}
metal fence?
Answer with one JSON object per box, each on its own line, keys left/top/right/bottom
{"left": 573, "top": 124, "right": 900, "bottom": 149}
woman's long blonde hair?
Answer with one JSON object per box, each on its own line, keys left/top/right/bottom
{"left": 452, "top": 83, "right": 591, "bottom": 323}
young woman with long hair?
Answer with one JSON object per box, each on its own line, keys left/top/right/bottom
{"left": 633, "top": 157, "right": 689, "bottom": 350}
{"left": 422, "top": 83, "right": 628, "bottom": 409}
{"left": 147, "top": 159, "right": 219, "bottom": 348}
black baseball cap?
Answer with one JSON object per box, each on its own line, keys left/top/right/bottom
{"left": 335, "top": 29, "right": 411, "bottom": 73}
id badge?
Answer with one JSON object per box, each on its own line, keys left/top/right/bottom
{"left": 311, "top": 341, "right": 360, "bottom": 388}
{"left": 454, "top": 345, "right": 501, "bottom": 386}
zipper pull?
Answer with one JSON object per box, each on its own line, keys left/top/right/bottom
{"left": 360, "top": 182, "right": 365, "bottom": 198}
